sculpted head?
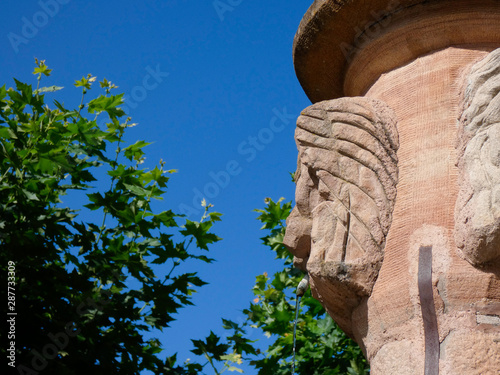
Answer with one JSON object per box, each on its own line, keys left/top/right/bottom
{"left": 284, "top": 48, "right": 500, "bottom": 337}
{"left": 283, "top": 97, "right": 399, "bottom": 330}
{"left": 455, "top": 48, "right": 500, "bottom": 267}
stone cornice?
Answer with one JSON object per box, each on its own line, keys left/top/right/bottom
{"left": 293, "top": 0, "right": 500, "bottom": 102}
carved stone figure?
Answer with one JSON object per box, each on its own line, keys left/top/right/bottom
{"left": 284, "top": 97, "right": 399, "bottom": 333}
{"left": 286, "top": 1, "right": 500, "bottom": 374}
{"left": 455, "top": 48, "right": 500, "bottom": 268}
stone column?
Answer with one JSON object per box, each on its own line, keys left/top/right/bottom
{"left": 284, "top": 1, "right": 500, "bottom": 374}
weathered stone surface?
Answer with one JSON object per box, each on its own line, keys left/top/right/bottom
{"left": 370, "top": 340, "right": 421, "bottom": 375}
{"left": 353, "top": 45, "right": 500, "bottom": 375}
{"left": 455, "top": 48, "right": 500, "bottom": 267}
{"left": 283, "top": 97, "right": 399, "bottom": 335}
{"left": 290, "top": 1, "right": 500, "bottom": 373}
{"left": 440, "top": 329, "right": 500, "bottom": 374}
{"left": 294, "top": 0, "right": 500, "bottom": 102}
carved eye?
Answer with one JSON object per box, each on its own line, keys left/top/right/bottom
{"left": 318, "top": 180, "right": 332, "bottom": 200}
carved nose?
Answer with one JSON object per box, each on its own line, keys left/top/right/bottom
{"left": 283, "top": 208, "right": 312, "bottom": 259}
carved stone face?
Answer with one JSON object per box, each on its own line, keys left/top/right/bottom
{"left": 283, "top": 97, "right": 399, "bottom": 327}
{"left": 284, "top": 48, "right": 500, "bottom": 350}
{"left": 289, "top": 0, "right": 500, "bottom": 369}
{"left": 455, "top": 48, "right": 500, "bottom": 267}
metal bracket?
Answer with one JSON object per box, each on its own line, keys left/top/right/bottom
{"left": 418, "top": 246, "right": 440, "bottom": 375}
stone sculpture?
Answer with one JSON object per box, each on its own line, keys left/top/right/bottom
{"left": 285, "top": 0, "right": 500, "bottom": 374}
{"left": 455, "top": 49, "right": 500, "bottom": 268}
{"left": 284, "top": 97, "right": 399, "bottom": 332}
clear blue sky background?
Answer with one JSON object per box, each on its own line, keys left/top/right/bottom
{"left": 1, "top": 1, "right": 313, "bottom": 372}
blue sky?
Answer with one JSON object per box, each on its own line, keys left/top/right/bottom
{"left": 1, "top": 1, "right": 313, "bottom": 372}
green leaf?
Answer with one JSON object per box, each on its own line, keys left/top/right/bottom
{"left": 74, "top": 76, "right": 91, "bottom": 89}
{"left": 180, "top": 219, "right": 221, "bottom": 250}
{"left": 123, "top": 140, "right": 151, "bottom": 161}
{"left": 152, "top": 210, "right": 177, "bottom": 227}
{"left": 0, "top": 126, "right": 16, "bottom": 139}
{"left": 191, "top": 332, "right": 230, "bottom": 361}
{"left": 0, "top": 84, "right": 7, "bottom": 101}
{"left": 22, "top": 189, "right": 39, "bottom": 201}
{"left": 33, "top": 59, "right": 52, "bottom": 76}
{"left": 36, "top": 157, "right": 56, "bottom": 174}
{"left": 123, "top": 183, "right": 150, "bottom": 197}
{"left": 53, "top": 99, "right": 68, "bottom": 112}
{"left": 13, "top": 78, "right": 34, "bottom": 105}
{"left": 87, "top": 94, "right": 125, "bottom": 118}
{"left": 35, "top": 86, "right": 64, "bottom": 94}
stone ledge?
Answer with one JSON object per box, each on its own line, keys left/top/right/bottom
{"left": 293, "top": 0, "right": 500, "bottom": 103}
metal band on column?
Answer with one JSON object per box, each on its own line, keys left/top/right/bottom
{"left": 418, "top": 246, "right": 440, "bottom": 375}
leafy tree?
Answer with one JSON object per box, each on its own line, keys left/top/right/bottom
{"left": 0, "top": 60, "right": 221, "bottom": 374}
{"left": 183, "top": 198, "right": 370, "bottom": 374}
{"left": 0, "top": 61, "right": 369, "bottom": 375}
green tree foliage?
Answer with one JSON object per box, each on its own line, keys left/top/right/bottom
{"left": 0, "top": 60, "right": 221, "bottom": 374}
{"left": 184, "top": 198, "right": 369, "bottom": 374}
{"left": 1, "top": 61, "right": 368, "bottom": 375}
